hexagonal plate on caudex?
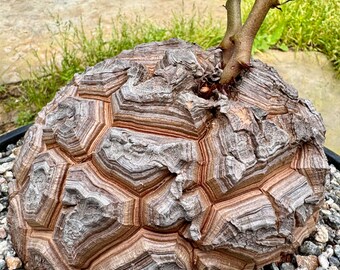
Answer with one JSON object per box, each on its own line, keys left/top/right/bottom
{"left": 43, "top": 96, "right": 105, "bottom": 158}
{"left": 93, "top": 127, "right": 201, "bottom": 194}
{"left": 13, "top": 124, "right": 44, "bottom": 189}
{"left": 142, "top": 184, "right": 211, "bottom": 239}
{"left": 201, "top": 190, "right": 279, "bottom": 256}
{"left": 194, "top": 249, "right": 255, "bottom": 270}
{"left": 53, "top": 163, "right": 139, "bottom": 268}
{"left": 74, "top": 59, "right": 136, "bottom": 101}
{"left": 111, "top": 47, "right": 218, "bottom": 139}
{"left": 90, "top": 230, "right": 193, "bottom": 270}
{"left": 26, "top": 237, "right": 71, "bottom": 270}
{"left": 201, "top": 104, "right": 290, "bottom": 201}
{"left": 35, "top": 84, "right": 77, "bottom": 125}
{"left": 21, "top": 149, "right": 68, "bottom": 229}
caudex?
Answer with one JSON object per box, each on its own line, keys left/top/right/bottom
{"left": 220, "top": 0, "right": 291, "bottom": 84}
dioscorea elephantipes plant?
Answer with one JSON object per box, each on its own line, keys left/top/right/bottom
{"left": 8, "top": 1, "right": 328, "bottom": 269}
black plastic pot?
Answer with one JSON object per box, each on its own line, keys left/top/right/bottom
{"left": 0, "top": 125, "right": 339, "bottom": 170}
{"left": 324, "top": 147, "right": 340, "bottom": 170}
{"left": 0, "top": 124, "right": 32, "bottom": 152}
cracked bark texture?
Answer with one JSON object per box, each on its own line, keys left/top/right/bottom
{"left": 8, "top": 39, "right": 329, "bottom": 269}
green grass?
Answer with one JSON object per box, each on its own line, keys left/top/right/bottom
{"left": 247, "top": 0, "right": 340, "bottom": 68}
{"left": 3, "top": 0, "right": 339, "bottom": 126}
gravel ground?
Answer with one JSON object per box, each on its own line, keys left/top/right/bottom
{"left": 0, "top": 140, "right": 339, "bottom": 270}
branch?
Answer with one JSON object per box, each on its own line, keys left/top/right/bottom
{"left": 220, "top": 0, "right": 242, "bottom": 66}
{"left": 220, "top": 0, "right": 281, "bottom": 85}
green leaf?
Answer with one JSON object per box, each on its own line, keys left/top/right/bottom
{"left": 269, "top": 23, "right": 285, "bottom": 45}
{"left": 278, "top": 43, "right": 289, "bottom": 52}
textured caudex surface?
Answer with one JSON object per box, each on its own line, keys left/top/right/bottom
{"left": 9, "top": 39, "right": 329, "bottom": 269}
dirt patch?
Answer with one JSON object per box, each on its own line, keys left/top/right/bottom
{"left": 0, "top": 0, "right": 225, "bottom": 84}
